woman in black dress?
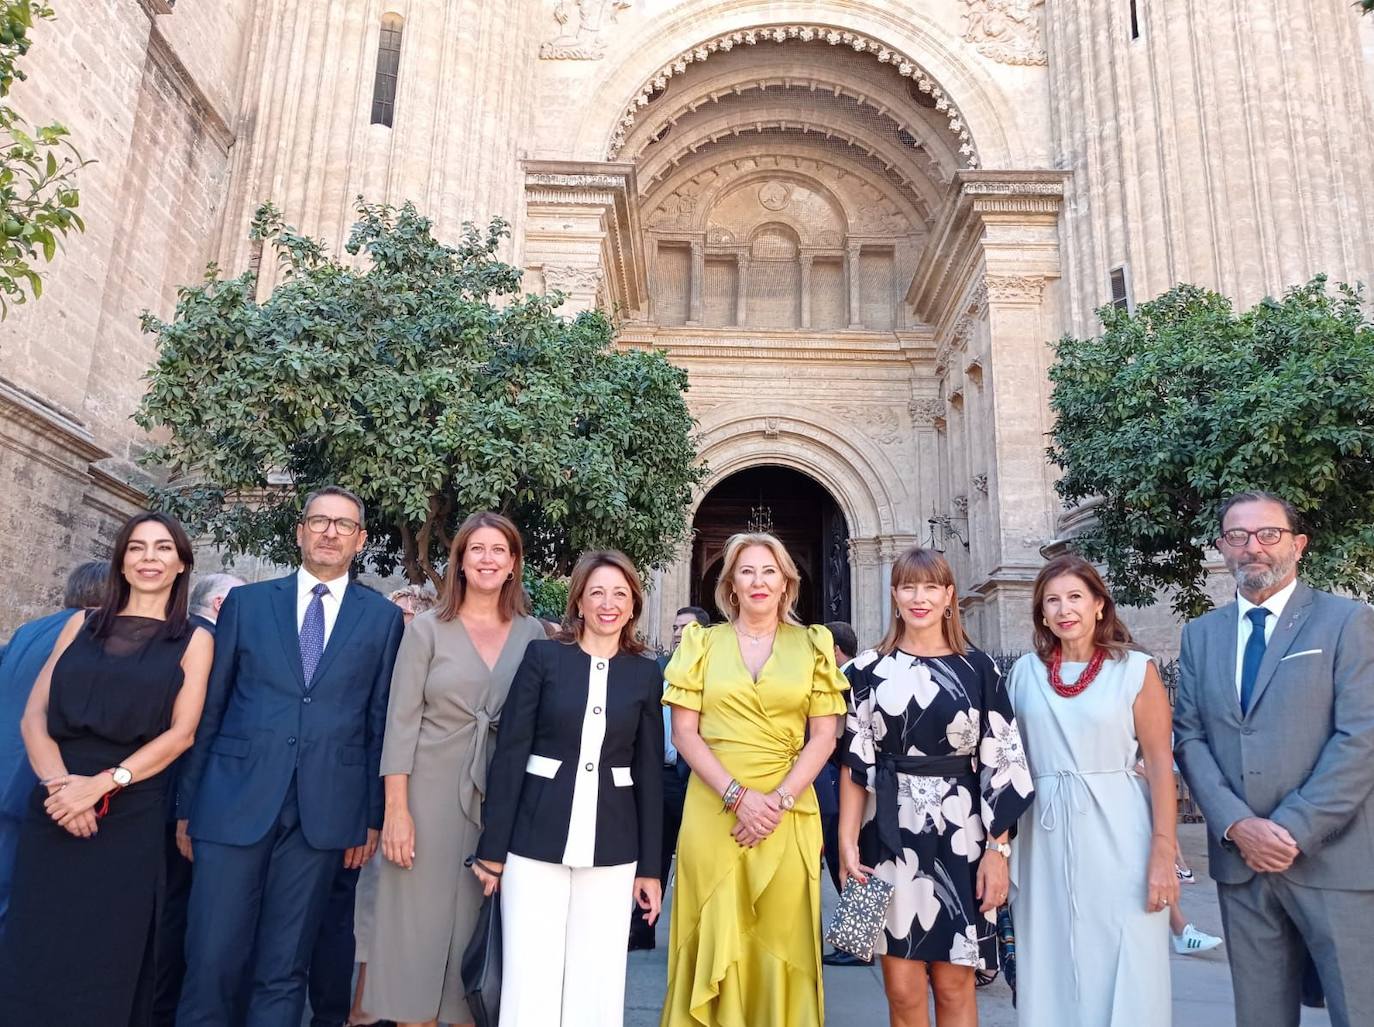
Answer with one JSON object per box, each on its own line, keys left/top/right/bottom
{"left": 0, "top": 512, "right": 212, "bottom": 1024}
{"left": 837, "top": 546, "right": 1033, "bottom": 1027}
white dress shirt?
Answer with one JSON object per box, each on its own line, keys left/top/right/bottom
{"left": 296, "top": 568, "right": 350, "bottom": 648}
{"left": 1233, "top": 577, "right": 1298, "bottom": 699}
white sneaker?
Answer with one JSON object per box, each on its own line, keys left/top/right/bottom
{"left": 1172, "top": 924, "right": 1224, "bottom": 955}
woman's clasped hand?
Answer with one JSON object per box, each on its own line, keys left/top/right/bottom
{"left": 729, "top": 787, "right": 782, "bottom": 847}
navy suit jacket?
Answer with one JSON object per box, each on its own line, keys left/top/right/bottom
{"left": 177, "top": 575, "right": 404, "bottom": 851}
{"left": 0, "top": 609, "right": 79, "bottom": 819}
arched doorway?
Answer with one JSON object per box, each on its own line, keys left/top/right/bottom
{"left": 691, "top": 466, "right": 850, "bottom": 625}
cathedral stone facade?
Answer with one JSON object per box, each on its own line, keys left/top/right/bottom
{"left": 2, "top": 0, "right": 1372, "bottom": 649}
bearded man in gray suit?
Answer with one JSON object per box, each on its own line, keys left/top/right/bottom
{"left": 1174, "top": 490, "right": 1374, "bottom": 1027}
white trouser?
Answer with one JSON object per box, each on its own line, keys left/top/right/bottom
{"left": 500, "top": 853, "right": 637, "bottom": 1027}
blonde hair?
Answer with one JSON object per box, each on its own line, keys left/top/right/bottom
{"left": 387, "top": 584, "right": 437, "bottom": 615}
{"left": 876, "top": 546, "right": 969, "bottom": 656}
{"left": 713, "top": 532, "right": 803, "bottom": 625}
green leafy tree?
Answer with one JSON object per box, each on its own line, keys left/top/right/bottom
{"left": 1047, "top": 276, "right": 1374, "bottom": 618}
{"left": 0, "top": 1, "right": 88, "bottom": 317}
{"left": 136, "top": 199, "right": 705, "bottom": 586}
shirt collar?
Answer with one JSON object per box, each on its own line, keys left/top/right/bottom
{"left": 298, "top": 567, "right": 350, "bottom": 601}
{"left": 1236, "top": 576, "right": 1298, "bottom": 622}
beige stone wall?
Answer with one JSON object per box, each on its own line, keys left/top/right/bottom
{"left": 0, "top": 0, "right": 253, "bottom": 633}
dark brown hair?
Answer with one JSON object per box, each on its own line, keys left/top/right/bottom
{"left": 876, "top": 547, "right": 968, "bottom": 656}
{"left": 436, "top": 511, "right": 531, "bottom": 622}
{"left": 556, "top": 550, "right": 648, "bottom": 656}
{"left": 1030, "top": 554, "right": 1135, "bottom": 662}
{"left": 88, "top": 512, "right": 195, "bottom": 640}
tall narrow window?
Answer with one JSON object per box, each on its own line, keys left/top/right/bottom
{"left": 1129, "top": 0, "right": 1141, "bottom": 40}
{"left": 1109, "top": 265, "right": 1133, "bottom": 312}
{"left": 370, "top": 15, "right": 403, "bottom": 127}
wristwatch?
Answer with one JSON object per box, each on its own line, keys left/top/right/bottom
{"left": 107, "top": 766, "right": 133, "bottom": 788}
{"left": 989, "top": 840, "right": 1011, "bottom": 858}
{"left": 776, "top": 786, "right": 795, "bottom": 811}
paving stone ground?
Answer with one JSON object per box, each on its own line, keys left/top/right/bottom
{"left": 624, "top": 822, "right": 1333, "bottom": 1027}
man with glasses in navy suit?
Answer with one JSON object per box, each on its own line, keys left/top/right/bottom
{"left": 176, "top": 486, "right": 404, "bottom": 1026}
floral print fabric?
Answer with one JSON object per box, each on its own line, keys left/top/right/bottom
{"left": 842, "top": 647, "right": 1034, "bottom": 969}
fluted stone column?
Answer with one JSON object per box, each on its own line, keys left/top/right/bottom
{"left": 845, "top": 242, "right": 863, "bottom": 329}
{"left": 799, "top": 253, "right": 813, "bottom": 329}
{"left": 687, "top": 240, "right": 705, "bottom": 325}
{"left": 1044, "top": 0, "right": 1374, "bottom": 336}
{"left": 735, "top": 253, "right": 749, "bottom": 326}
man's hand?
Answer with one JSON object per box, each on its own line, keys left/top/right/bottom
{"left": 1229, "top": 817, "right": 1299, "bottom": 873}
{"left": 344, "top": 828, "right": 380, "bottom": 870}
{"left": 176, "top": 818, "right": 194, "bottom": 861}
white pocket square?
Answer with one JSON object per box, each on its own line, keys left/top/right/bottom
{"left": 1280, "top": 649, "right": 1322, "bottom": 662}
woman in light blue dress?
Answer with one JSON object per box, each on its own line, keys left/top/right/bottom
{"left": 1007, "top": 555, "right": 1178, "bottom": 1027}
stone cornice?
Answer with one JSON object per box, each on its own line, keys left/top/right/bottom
{"left": 906, "top": 170, "right": 1069, "bottom": 330}
{"left": 0, "top": 377, "right": 108, "bottom": 463}
{"left": 87, "top": 466, "right": 150, "bottom": 509}
{"left": 616, "top": 324, "right": 936, "bottom": 364}
{"left": 146, "top": 25, "right": 233, "bottom": 152}
{"left": 523, "top": 160, "right": 647, "bottom": 316}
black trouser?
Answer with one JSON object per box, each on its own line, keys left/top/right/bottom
{"left": 307, "top": 863, "right": 361, "bottom": 1027}
{"left": 629, "top": 761, "right": 690, "bottom": 945}
{"left": 153, "top": 821, "right": 193, "bottom": 1026}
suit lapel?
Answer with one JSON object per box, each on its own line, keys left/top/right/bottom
{"left": 309, "top": 582, "right": 365, "bottom": 688}
{"left": 273, "top": 575, "right": 307, "bottom": 689}
{"left": 1245, "top": 581, "right": 1314, "bottom": 717}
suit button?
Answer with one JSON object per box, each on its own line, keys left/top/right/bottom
{"left": 585, "top": 762, "right": 594, "bottom": 772}
{"left": 593, "top": 706, "right": 602, "bottom": 715}
{"left": 1242, "top": 728, "right": 1255, "bottom": 736}
{"left": 303, "top": 696, "right": 312, "bottom": 704}
{"left": 288, "top": 736, "right": 297, "bottom": 745}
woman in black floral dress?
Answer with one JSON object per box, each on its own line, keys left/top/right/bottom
{"left": 838, "top": 547, "right": 1033, "bottom": 1027}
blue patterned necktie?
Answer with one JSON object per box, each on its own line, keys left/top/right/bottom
{"left": 1239, "top": 606, "right": 1270, "bottom": 715}
{"left": 300, "top": 582, "right": 330, "bottom": 687}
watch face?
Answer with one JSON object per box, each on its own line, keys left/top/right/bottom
{"left": 111, "top": 767, "right": 133, "bottom": 787}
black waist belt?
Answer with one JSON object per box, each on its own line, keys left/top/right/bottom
{"left": 875, "top": 753, "right": 977, "bottom": 860}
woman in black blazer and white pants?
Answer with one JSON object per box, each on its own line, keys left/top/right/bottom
{"left": 473, "top": 550, "right": 664, "bottom": 1027}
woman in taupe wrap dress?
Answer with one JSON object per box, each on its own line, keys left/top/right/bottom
{"left": 364, "top": 513, "right": 546, "bottom": 1027}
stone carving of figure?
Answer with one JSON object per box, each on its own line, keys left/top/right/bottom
{"left": 959, "top": 0, "right": 1047, "bottom": 66}
{"left": 542, "top": 0, "right": 633, "bottom": 59}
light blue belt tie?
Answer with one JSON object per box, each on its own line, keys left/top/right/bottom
{"left": 1032, "top": 767, "right": 1136, "bottom": 1000}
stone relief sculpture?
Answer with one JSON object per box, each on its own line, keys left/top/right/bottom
{"left": 542, "top": 264, "right": 605, "bottom": 293}
{"left": 540, "top": 0, "right": 633, "bottom": 60}
{"left": 959, "top": 0, "right": 1047, "bottom": 66}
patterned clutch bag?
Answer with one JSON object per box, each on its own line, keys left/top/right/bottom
{"left": 824, "top": 875, "right": 894, "bottom": 961}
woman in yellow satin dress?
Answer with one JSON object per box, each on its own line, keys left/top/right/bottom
{"left": 661, "top": 531, "right": 849, "bottom": 1027}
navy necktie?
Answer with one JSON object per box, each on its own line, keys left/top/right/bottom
{"left": 300, "top": 582, "right": 330, "bottom": 687}
{"left": 1239, "top": 606, "right": 1270, "bottom": 715}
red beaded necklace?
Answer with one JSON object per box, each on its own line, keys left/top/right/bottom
{"left": 1048, "top": 646, "right": 1107, "bottom": 698}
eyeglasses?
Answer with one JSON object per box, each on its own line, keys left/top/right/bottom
{"left": 301, "top": 515, "right": 361, "bottom": 537}
{"left": 1217, "top": 527, "right": 1293, "bottom": 548}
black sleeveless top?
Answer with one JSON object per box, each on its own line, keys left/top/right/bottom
{"left": 48, "top": 614, "right": 193, "bottom": 795}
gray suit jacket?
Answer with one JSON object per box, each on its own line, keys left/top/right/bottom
{"left": 1174, "top": 581, "right": 1374, "bottom": 888}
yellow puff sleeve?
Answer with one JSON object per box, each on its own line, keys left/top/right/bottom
{"left": 662, "top": 620, "right": 709, "bottom": 711}
{"left": 805, "top": 623, "right": 851, "bottom": 717}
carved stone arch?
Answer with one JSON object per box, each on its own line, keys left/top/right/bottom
{"left": 692, "top": 406, "right": 903, "bottom": 537}
{"left": 619, "top": 64, "right": 962, "bottom": 178}
{"left": 636, "top": 110, "right": 945, "bottom": 216}
{"left": 643, "top": 143, "right": 926, "bottom": 237}
{"left": 572, "top": 1, "right": 1029, "bottom": 166}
